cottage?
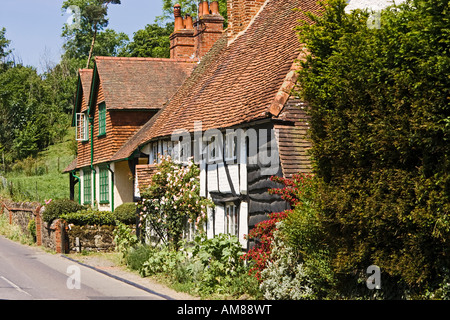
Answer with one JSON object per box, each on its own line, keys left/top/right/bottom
{"left": 109, "top": 0, "right": 320, "bottom": 248}
{"left": 64, "top": 56, "right": 196, "bottom": 211}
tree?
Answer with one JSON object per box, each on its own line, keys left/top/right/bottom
{"left": 0, "top": 27, "right": 12, "bottom": 71}
{"left": 296, "top": 0, "right": 450, "bottom": 297}
{"left": 119, "top": 22, "right": 174, "bottom": 58}
{"left": 0, "top": 65, "right": 56, "bottom": 161}
{"left": 84, "top": 0, "right": 122, "bottom": 68}
{"left": 61, "top": 0, "right": 128, "bottom": 67}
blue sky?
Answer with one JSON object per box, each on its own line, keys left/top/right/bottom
{"left": 0, "top": 0, "right": 165, "bottom": 73}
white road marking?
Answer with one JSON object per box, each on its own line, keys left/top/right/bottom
{"left": 0, "top": 276, "right": 32, "bottom": 297}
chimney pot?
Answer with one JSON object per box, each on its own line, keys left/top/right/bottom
{"left": 174, "top": 4, "right": 183, "bottom": 31}
{"left": 174, "top": 3, "right": 181, "bottom": 17}
{"left": 201, "top": 1, "right": 210, "bottom": 16}
{"left": 198, "top": 2, "right": 203, "bottom": 16}
{"left": 210, "top": 1, "right": 219, "bottom": 15}
{"left": 185, "top": 14, "right": 193, "bottom": 30}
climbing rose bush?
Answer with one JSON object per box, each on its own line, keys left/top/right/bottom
{"left": 137, "top": 156, "right": 213, "bottom": 249}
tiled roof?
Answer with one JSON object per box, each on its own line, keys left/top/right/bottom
{"left": 111, "top": 0, "right": 320, "bottom": 162}
{"left": 79, "top": 69, "right": 93, "bottom": 108}
{"left": 136, "top": 164, "right": 158, "bottom": 191}
{"left": 95, "top": 56, "right": 197, "bottom": 110}
{"left": 63, "top": 158, "right": 77, "bottom": 173}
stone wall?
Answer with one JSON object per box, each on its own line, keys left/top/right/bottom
{"left": 67, "top": 224, "right": 116, "bottom": 253}
{"left": 2, "top": 200, "right": 120, "bottom": 254}
{"left": 1, "top": 201, "right": 40, "bottom": 237}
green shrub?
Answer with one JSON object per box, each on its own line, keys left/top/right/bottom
{"left": 113, "top": 221, "right": 138, "bottom": 259}
{"left": 114, "top": 202, "right": 137, "bottom": 225}
{"left": 125, "top": 244, "right": 153, "bottom": 270}
{"left": 60, "top": 208, "right": 116, "bottom": 226}
{"left": 43, "top": 198, "right": 85, "bottom": 223}
{"left": 296, "top": 0, "right": 450, "bottom": 297}
{"left": 190, "top": 233, "right": 246, "bottom": 294}
{"left": 27, "top": 218, "right": 36, "bottom": 238}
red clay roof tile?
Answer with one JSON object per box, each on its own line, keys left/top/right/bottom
{"left": 95, "top": 56, "right": 197, "bottom": 110}
{"left": 111, "top": 0, "right": 320, "bottom": 162}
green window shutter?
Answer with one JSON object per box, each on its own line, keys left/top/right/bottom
{"left": 98, "top": 103, "right": 106, "bottom": 136}
{"left": 99, "top": 167, "right": 109, "bottom": 204}
{"left": 83, "top": 169, "right": 91, "bottom": 205}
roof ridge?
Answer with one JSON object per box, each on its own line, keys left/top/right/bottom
{"left": 268, "top": 48, "right": 308, "bottom": 117}
{"left": 95, "top": 56, "right": 198, "bottom": 63}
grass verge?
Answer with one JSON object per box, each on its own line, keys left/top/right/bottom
{"left": 0, "top": 213, "right": 34, "bottom": 245}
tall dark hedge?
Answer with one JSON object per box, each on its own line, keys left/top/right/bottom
{"left": 296, "top": 0, "right": 449, "bottom": 296}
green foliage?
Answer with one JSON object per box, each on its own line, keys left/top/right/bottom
{"left": 190, "top": 233, "right": 246, "bottom": 294}
{"left": 43, "top": 198, "right": 86, "bottom": 223}
{"left": 138, "top": 156, "right": 213, "bottom": 249}
{"left": 125, "top": 243, "right": 153, "bottom": 271}
{"left": 27, "top": 218, "right": 36, "bottom": 239}
{"left": 119, "top": 22, "right": 173, "bottom": 58}
{"left": 119, "top": 233, "right": 259, "bottom": 298}
{"left": 113, "top": 221, "right": 138, "bottom": 259}
{"left": 0, "top": 60, "right": 73, "bottom": 166}
{"left": 1, "top": 130, "right": 78, "bottom": 203}
{"left": 61, "top": 0, "right": 128, "bottom": 63}
{"left": 113, "top": 202, "right": 137, "bottom": 225}
{"left": 296, "top": 0, "right": 450, "bottom": 297}
{"left": 60, "top": 208, "right": 116, "bottom": 225}
{"left": 0, "top": 212, "right": 34, "bottom": 245}
{"left": 139, "top": 244, "right": 186, "bottom": 278}
{"left": 0, "top": 27, "right": 12, "bottom": 71}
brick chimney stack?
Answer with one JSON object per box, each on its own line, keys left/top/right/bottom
{"left": 170, "top": 2, "right": 224, "bottom": 60}
{"left": 170, "top": 4, "right": 195, "bottom": 59}
{"left": 194, "top": 1, "right": 224, "bottom": 59}
{"left": 227, "top": 0, "right": 266, "bottom": 43}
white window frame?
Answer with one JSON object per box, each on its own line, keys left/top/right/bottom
{"left": 75, "top": 112, "right": 88, "bottom": 141}
{"left": 224, "top": 131, "right": 237, "bottom": 162}
{"left": 225, "top": 202, "right": 238, "bottom": 236}
{"left": 151, "top": 142, "right": 158, "bottom": 163}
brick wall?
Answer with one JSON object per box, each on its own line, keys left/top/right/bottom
{"left": 227, "top": 0, "right": 266, "bottom": 40}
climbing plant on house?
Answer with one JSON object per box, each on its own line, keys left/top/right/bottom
{"left": 137, "top": 156, "right": 213, "bottom": 250}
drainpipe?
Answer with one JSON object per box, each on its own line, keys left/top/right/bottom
{"left": 71, "top": 171, "right": 81, "bottom": 205}
{"left": 107, "top": 164, "right": 114, "bottom": 212}
{"left": 89, "top": 116, "right": 96, "bottom": 206}
{"left": 90, "top": 165, "right": 96, "bottom": 206}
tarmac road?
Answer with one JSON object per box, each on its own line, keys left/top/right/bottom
{"left": 0, "top": 235, "right": 167, "bottom": 300}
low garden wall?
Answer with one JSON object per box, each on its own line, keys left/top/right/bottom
{"left": 67, "top": 224, "right": 116, "bottom": 253}
{"left": 1, "top": 200, "right": 128, "bottom": 254}
{"left": 1, "top": 201, "right": 40, "bottom": 236}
